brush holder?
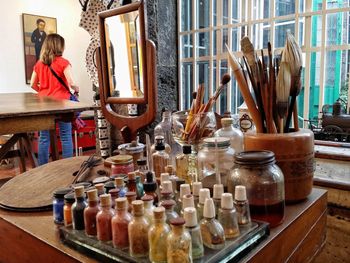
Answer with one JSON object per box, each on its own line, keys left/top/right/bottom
{"left": 244, "top": 129, "right": 315, "bottom": 203}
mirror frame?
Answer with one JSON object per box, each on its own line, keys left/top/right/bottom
{"left": 98, "top": 1, "right": 147, "bottom": 104}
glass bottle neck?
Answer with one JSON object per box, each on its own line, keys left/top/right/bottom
{"left": 171, "top": 225, "right": 184, "bottom": 234}
{"left": 88, "top": 200, "right": 98, "bottom": 207}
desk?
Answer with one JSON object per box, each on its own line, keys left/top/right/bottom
{"left": 0, "top": 188, "right": 327, "bottom": 263}
{"left": 0, "top": 93, "right": 95, "bottom": 171}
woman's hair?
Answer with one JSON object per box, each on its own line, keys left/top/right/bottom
{"left": 40, "top": 33, "right": 65, "bottom": 65}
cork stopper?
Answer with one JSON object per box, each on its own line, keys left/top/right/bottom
{"left": 235, "top": 185, "right": 247, "bottom": 201}
{"left": 165, "top": 165, "right": 174, "bottom": 174}
{"left": 203, "top": 198, "right": 216, "bottom": 218}
{"left": 169, "top": 217, "right": 185, "bottom": 226}
{"left": 95, "top": 183, "right": 105, "bottom": 195}
{"left": 128, "top": 172, "right": 136, "bottom": 181}
{"left": 180, "top": 184, "right": 191, "bottom": 201}
{"left": 221, "top": 193, "right": 233, "bottom": 209}
{"left": 192, "top": 182, "right": 202, "bottom": 196}
{"left": 115, "top": 177, "right": 124, "bottom": 188}
{"left": 184, "top": 207, "right": 198, "bottom": 227}
{"left": 160, "top": 173, "right": 170, "bottom": 185}
{"left": 199, "top": 188, "right": 210, "bottom": 204}
{"left": 86, "top": 189, "right": 98, "bottom": 201}
{"left": 153, "top": 206, "right": 165, "bottom": 220}
{"left": 213, "top": 184, "right": 224, "bottom": 200}
{"left": 182, "top": 194, "right": 194, "bottom": 210}
{"left": 162, "top": 180, "right": 173, "bottom": 193}
{"left": 74, "top": 186, "right": 85, "bottom": 198}
{"left": 100, "top": 194, "right": 111, "bottom": 207}
{"left": 132, "top": 200, "right": 144, "bottom": 215}
{"left": 116, "top": 197, "right": 127, "bottom": 210}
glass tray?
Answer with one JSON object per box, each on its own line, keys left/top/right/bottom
{"left": 59, "top": 221, "right": 269, "bottom": 263}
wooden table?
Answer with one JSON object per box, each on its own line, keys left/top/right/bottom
{"left": 0, "top": 188, "right": 327, "bottom": 263}
{"left": 0, "top": 93, "right": 95, "bottom": 172}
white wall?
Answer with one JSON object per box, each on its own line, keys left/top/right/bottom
{"left": 0, "top": 0, "right": 94, "bottom": 103}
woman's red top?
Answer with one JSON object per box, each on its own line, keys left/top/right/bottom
{"left": 33, "top": 56, "right": 71, "bottom": 100}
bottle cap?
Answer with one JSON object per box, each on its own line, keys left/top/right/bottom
{"left": 221, "top": 193, "right": 234, "bottom": 209}
{"left": 92, "top": 176, "right": 110, "bottom": 185}
{"left": 235, "top": 185, "right": 247, "bottom": 201}
{"left": 192, "top": 182, "right": 202, "bottom": 196}
{"left": 95, "top": 183, "right": 105, "bottom": 195}
{"left": 132, "top": 200, "right": 144, "bottom": 215}
{"left": 141, "top": 194, "right": 154, "bottom": 202}
{"left": 234, "top": 151, "right": 275, "bottom": 166}
{"left": 165, "top": 165, "right": 174, "bottom": 174}
{"left": 221, "top": 118, "right": 233, "bottom": 126}
{"left": 161, "top": 180, "right": 173, "bottom": 193}
{"left": 153, "top": 206, "right": 165, "bottom": 220}
{"left": 74, "top": 186, "right": 85, "bottom": 198}
{"left": 161, "top": 199, "right": 176, "bottom": 209}
{"left": 137, "top": 158, "right": 147, "bottom": 166}
{"left": 115, "top": 197, "right": 127, "bottom": 210}
{"left": 160, "top": 173, "right": 170, "bottom": 185}
{"left": 53, "top": 187, "right": 71, "bottom": 199}
{"left": 104, "top": 181, "right": 116, "bottom": 193}
{"left": 199, "top": 188, "right": 210, "bottom": 204}
{"left": 109, "top": 188, "right": 120, "bottom": 197}
{"left": 213, "top": 184, "right": 224, "bottom": 199}
{"left": 100, "top": 194, "right": 111, "bottom": 207}
{"left": 176, "top": 179, "right": 186, "bottom": 191}
{"left": 86, "top": 189, "right": 98, "bottom": 201}
{"left": 180, "top": 184, "right": 191, "bottom": 201}
{"left": 64, "top": 192, "right": 75, "bottom": 204}
{"left": 203, "top": 137, "right": 230, "bottom": 148}
{"left": 155, "top": 140, "right": 165, "bottom": 151}
{"left": 143, "top": 172, "right": 157, "bottom": 192}
{"left": 125, "top": 191, "right": 137, "bottom": 202}
{"left": 183, "top": 145, "right": 191, "bottom": 154}
{"left": 128, "top": 172, "right": 136, "bottom": 181}
{"left": 169, "top": 217, "right": 185, "bottom": 226}
{"left": 115, "top": 177, "right": 124, "bottom": 187}
{"left": 182, "top": 194, "right": 194, "bottom": 210}
{"left": 203, "top": 198, "right": 216, "bottom": 218}
{"left": 184, "top": 207, "right": 198, "bottom": 227}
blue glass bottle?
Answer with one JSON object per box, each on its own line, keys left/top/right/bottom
{"left": 53, "top": 187, "right": 72, "bottom": 225}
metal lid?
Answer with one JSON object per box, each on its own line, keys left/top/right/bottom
{"left": 221, "top": 118, "right": 233, "bottom": 125}
{"left": 203, "top": 137, "right": 230, "bottom": 148}
{"left": 64, "top": 192, "right": 75, "bottom": 203}
{"left": 53, "top": 187, "right": 72, "bottom": 199}
{"left": 118, "top": 141, "right": 145, "bottom": 154}
{"left": 143, "top": 172, "right": 157, "bottom": 192}
{"left": 137, "top": 158, "right": 147, "bottom": 165}
{"left": 183, "top": 145, "right": 192, "bottom": 154}
{"left": 110, "top": 155, "right": 133, "bottom": 164}
{"left": 234, "top": 150, "right": 276, "bottom": 166}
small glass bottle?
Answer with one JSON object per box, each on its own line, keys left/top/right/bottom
{"left": 197, "top": 188, "right": 210, "bottom": 221}
{"left": 53, "top": 187, "right": 71, "bottom": 225}
{"left": 161, "top": 199, "right": 179, "bottom": 224}
{"left": 109, "top": 188, "right": 120, "bottom": 209}
{"left": 175, "top": 145, "right": 197, "bottom": 185}
{"left": 167, "top": 218, "right": 192, "bottom": 263}
{"left": 148, "top": 207, "right": 170, "bottom": 263}
{"left": 141, "top": 194, "right": 155, "bottom": 224}
{"left": 213, "top": 184, "right": 224, "bottom": 217}
{"left": 176, "top": 184, "right": 191, "bottom": 214}
{"left": 104, "top": 181, "right": 116, "bottom": 194}
{"left": 126, "top": 172, "right": 137, "bottom": 194}
{"left": 96, "top": 194, "right": 114, "bottom": 241}
{"left": 125, "top": 191, "right": 137, "bottom": 214}
{"left": 175, "top": 179, "right": 186, "bottom": 203}
{"left": 63, "top": 192, "right": 75, "bottom": 227}
{"left": 84, "top": 189, "right": 101, "bottom": 236}
{"left": 233, "top": 185, "right": 251, "bottom": 225}
{"left": 112, "top": 197, "right": 133, "bottom": 249}
{"left": 135, "top": 175, "right": 144, "bottom": 199}
{"left": 159, "top": 180, "right": 174, "bottom": 205}
{"left": 184, "top": 207, "right": 204, "bottom": 259}
{"left": 181, "top": 194, "right": 195, "bottom": 217}
{"left": 152, "top": 137, "right": 170, "bottom": 180}
{"left": 218, "top": 193, "right": 240, "bottom": 239}
{"left": 143, "top": 171, "right": 158, "bottom": 205}
{"left": 95, "top": 183, "right": 105, "bottom": 196}
{"left": 72, "top": 186, "right": 87, "bottom": 230}
{"left": 160, "top": 172, "right": 170, "bottom": 191}
{"left": 199, "top": 198, "right": 225, "bottom": 249}
{"left": 165, "top": 165, "right": 178, "bottom": 192}
{"left": 137, "top": 158, "right": 148, "bottom": 175}
{"left": 128, "top": 200, "right": 150, "bottom": 258}
{"left": 115, "top": 177, "right": 127, "bottom": 197}
{"left": 151, "top": 135, "right": 172, "bottom": 155}
{"left": 192, "top": 182, "right": 202, "bottom": 208}
{"left": 214, "top": 117, "right": 244, "bottom": 154}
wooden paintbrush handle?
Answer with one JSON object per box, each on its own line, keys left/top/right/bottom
{"left": 293, "top": 102, "right": 299, "bottom": 131}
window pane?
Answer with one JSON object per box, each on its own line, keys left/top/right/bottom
{"left": 299, "top": 0, "right": 305, "bottom": 12}
{"left": 275, "top": 19, "right": 295, "bottom": 48}
{"left": 299, "top": 18, "right": 305, "bottom": 47}
{"left": 212, "top": 60, "right": 217, "bottom": 110}
{"left": 311, "top": 15, "right": 322, "bottom": 47}
{"left": 327, "top": 0, "right": 350, "bottom": 9}
{"left": 181, "top": 0, "right": 192, "bottom": 32}
{"left": 182, "top": 63, "right": 193, "bottom": 110}
{"left": 297, "top": 53, "right": 306, "bottom": 119}
{"left": 252, "top": 23, "right": 270, "bottom": 49}
{"left": 220, "top": 60, "right": 228, "bottom": 115}
{"left": 232, "top": 0, "right": 240, "bottom": 23}
{"left": 232, "top": 28, "right": 239, "bottom": 51}
{"left": 213, "top": 29, "right": 219, "bottom": 56}
{"left": 312, "top": 0, "right": 323, "bottom": 11}
{"left": 222, "top": 28, "right": 229, "bottom": 54}
{"left": 197, "top": 61, "right": 210, "bottom": 103}
{"left": 182, "top": 34, "right": 193, "bottom": 58}
{"left": 197, "top": 0, "right": 210, "bottom": 29}
{"left": 326, "top": 12, "right": 350, "bottom": 46}
{"left": 309, "top": 52, "right": 321, "bottom": 120}
{"left": 275, "top": 0, "right": 295, "bottom": 16}
{"left": 252, "top": 0, "right": 270, "bottom": 20}
{"left": 197, "top": 31, "right": 210, "bottom": 57}
{"left": 213, "top": 0, "right": 217, "bottom": 26}
{"left": 222, "top": 0, "right": 229, "bottom": 25}
{"left": 231, "top": 78, "right": 243, "bottom": 114}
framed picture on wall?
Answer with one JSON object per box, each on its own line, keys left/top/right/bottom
{"left": 22, "top": 13, "right": 57, "bottom": 84}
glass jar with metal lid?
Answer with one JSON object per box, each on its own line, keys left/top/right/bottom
{"left": 111, "top": 155, "right": 134, "bottom": 176}
{"left": 228, "top": 151, "right": 285, "bottom": 227}
{"left": 197, "top": 137, "right": 235, "bottom": 188}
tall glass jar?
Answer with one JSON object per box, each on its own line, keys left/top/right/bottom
{"left": 198, "top": 137, "right": 235, "bottom": 188}
{"left": 167, "top": 218, "right": 192, "bottom": 263}
{"left": 228, "top": 151, "right": 285, "bottom": 227}
{"left": 214, "top": 117, "right": 244, "bottom": 154}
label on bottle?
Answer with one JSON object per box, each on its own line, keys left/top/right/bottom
{"left": 239, "top": 114, "right": 253, "bottom": 132}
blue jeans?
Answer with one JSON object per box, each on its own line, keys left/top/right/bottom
{"left": 38, "top": 121, "right": 73, "bottom": 165}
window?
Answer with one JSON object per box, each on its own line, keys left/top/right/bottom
{"left": 178, "top": 0, "right": 350, "bottom": 124}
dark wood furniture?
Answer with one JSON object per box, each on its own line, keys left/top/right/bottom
{"left": 0, "top": 93, "right": 94, "bottom": 172}
{"left": 0, "top": 188, "right": 327, "bottom": 263}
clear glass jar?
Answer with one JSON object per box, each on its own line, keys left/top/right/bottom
{"left": 111, "top": 155, "right": 134, "bottom": 176}
{"left": 228, "top": 151, "right": 285, "bottom": 227}
{"left": 215, "top": 117, "right": 244, "bottom": 154}
{"left": 198, "top": 137, "right": 235, "bottom": 188}
{"left": 167, "top": 218, "right": 192, "bottom": 263}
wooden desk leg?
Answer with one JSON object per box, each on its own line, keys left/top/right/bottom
{"left": 20, "top": 133, "right": 38, "bottom": 168}
{"left": 49, "top": 129, "right": 59, "bottom": 161}
{"left": 18, "top": 139, "right": 26, "bottom": 173}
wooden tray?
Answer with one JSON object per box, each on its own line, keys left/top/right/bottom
{"left": 59, "top": 221, "right": 269, "bottom": 263}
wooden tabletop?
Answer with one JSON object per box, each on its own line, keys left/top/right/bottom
{"left": 0, "top": 93, "right": 95, "bottom": 118}
{"left": 0, "top": 188, "right": 327, "bottom": 263}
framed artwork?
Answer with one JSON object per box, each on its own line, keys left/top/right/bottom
{"left": 22, "top": 13, "right": 57, "bottom": 84}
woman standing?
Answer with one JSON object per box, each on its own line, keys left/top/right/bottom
{"left": 30, "top": 33, "right": 79, "bottom": 165}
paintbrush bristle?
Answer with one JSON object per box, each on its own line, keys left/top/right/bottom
{"left": 221, "top": 74, "right": 231, "bottom": 85}
{"left": 276, "top": 62, "right": 291, "bottom": 117}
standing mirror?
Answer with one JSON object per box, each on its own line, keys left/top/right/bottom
{"left": 97, "top": 0, "right": 157, "bottom": 142}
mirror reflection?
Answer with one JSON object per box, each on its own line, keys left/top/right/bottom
{"left": 105, "top": 10, "right": 144, "bottom": 99}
